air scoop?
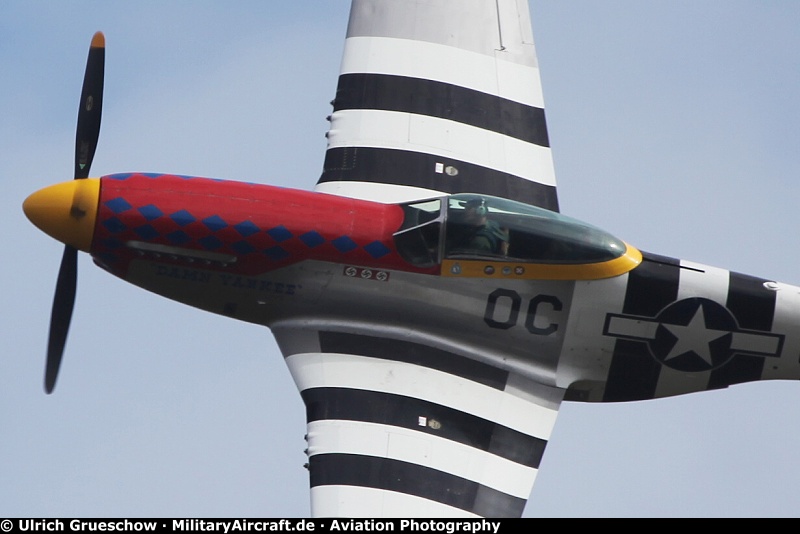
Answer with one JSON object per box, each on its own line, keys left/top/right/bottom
{"left": 23, "top": 178, "right": 100, "bottom": 252}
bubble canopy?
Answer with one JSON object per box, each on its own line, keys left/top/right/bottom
{"left": 394, "top": 193, "right": 630, "bottom": 268}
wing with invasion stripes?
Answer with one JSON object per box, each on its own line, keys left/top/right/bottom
{"left": 317, "top": 0, "right": 558, "bottom": 210}
{"left": 281, "top": 0, "right": 563, "bottom": 518}
{"left": 275, "top": 328, "right": 564, "bottom": 517}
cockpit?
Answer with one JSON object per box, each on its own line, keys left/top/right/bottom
{"left": 393, "top": 193, "right": 633, "bottom": 274}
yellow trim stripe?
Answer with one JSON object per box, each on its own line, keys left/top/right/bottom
{"left": 440, "top": 243, "right": 642, "bottom": 281}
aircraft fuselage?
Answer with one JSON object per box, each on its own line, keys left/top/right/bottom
{"left": 45, "top": 172, "right": 796, "bottom": 403}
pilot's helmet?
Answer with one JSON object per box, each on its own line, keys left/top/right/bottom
{"left": 461, "top": 196, "right": 487, "bottom": 216}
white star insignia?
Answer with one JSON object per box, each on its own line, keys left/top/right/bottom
{"left": 663, "top": 305, "right": 729, "bottom": 365}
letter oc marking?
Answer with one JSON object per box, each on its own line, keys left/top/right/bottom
{"left": 525, "top": 294, "right": 562, "bottom": 335}
{"left": 484, "top": 289, "right": 521, "bottom": 329}
{"left": 485, "top": 290, "right": 563, "bottom": 336}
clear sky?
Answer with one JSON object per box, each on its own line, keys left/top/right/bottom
{"left": 3, "top": 0, "right": 800, "bottom": 518}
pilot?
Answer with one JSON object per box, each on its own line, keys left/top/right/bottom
{"left": 449, "top": 197, "right": 509, "bottom": 256}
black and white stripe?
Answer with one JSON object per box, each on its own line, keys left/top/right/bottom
{"left": 319, "top": 145, "right": 559, "bottom": 211}
{"left": 275, "top": 329, "right": 563, "bottom": 517}
{"left": 331, "top": 74, "right": 550, "bottom": 147}
{"left": 602, "top": 253, "right": 779, "bottom": 402}
{"left": 316, "top": 0, "right": 558, "bottom": 210}
{"left": 308, "top": 453, "right": 526, "bottom": 518}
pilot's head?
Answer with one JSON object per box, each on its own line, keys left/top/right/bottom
{"left": 462, "top": 197, "right": 488, "bottom": 224}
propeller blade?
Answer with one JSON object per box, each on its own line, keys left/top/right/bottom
{"left": 74, "top": 31, "right": 105, "bottom": 180}
{"left": 45, "top": 32, "right": 105, "bottom": 393}
{"left": 45, "top": 246, "right": 78, "bottom": 394}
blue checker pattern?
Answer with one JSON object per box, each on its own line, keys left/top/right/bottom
{"left": 332, "top": 236, "right": 357, "bottom": 253}
{"left": 234, "top": 221, "right": 260, "bottom": 237}
{"left": 97, "top": 189, "right": 397, "bottom": 266}
{"left": 134, "top": 225, "right": 159, "bottom": 240}
{"left": 202, "top": 215, "right": 228, "bottom": 231}
{"left": 170, "top": 210, "right": 196, "bottom": 227}
{"left": 267, "top": 226, "right": 293, "bottom": 243}
{"left": 103, "top": 217, "right": 127, "bottom": 234}
{"left": 107, "top": 173, "right": 134, "bottom": 181}
{"left": 364, "top": 241, "right": 391, "bottom": 259}
{"left": 105, "top": 197, "right": 132, "bottom": 214}
{"left": 138, "top": 204, "right": 164, "bottom": 221}
{"left": 300, "top": 231, "right": 325, "bottom": 248}
{"left": 232, "top": 241, "right": 255, "bottom": 255}
{"left": 166, "top": 231, "right": 191, "bottom": 246}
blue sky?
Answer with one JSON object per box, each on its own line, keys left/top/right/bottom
{"left": 3, "top": 1, "right": 800, "bottom": 518}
